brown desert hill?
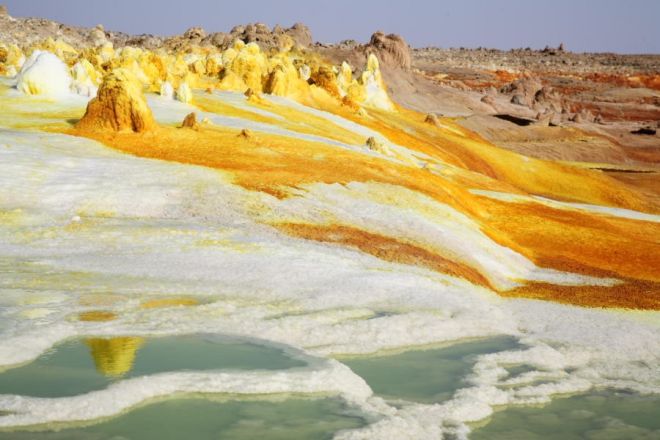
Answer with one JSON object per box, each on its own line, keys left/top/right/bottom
{"left": 76, "top": 69, "right": 156, "bottom": 133}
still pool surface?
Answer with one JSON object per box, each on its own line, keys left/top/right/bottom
{"left": 0, "top": 396, "right": 367, "bottom": 440}
{"left": 342, "top": 336, "right": 521, "bottom": 403}
{"left": 0, "top": 334, "right": 306, "bottom": 397}
{"left": 470, "top": 390, "right": 660, "bottom": 440}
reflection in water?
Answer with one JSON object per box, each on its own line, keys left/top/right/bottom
{"left": 85, "top": 337, "right": 145, "bottom": 377}
{"left": 0, "top": 335, "right": 304, "bottom": 398}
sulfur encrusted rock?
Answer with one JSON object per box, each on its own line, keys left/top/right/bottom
{"left": 76, "top": 68, "right": 156, "bottom": 133}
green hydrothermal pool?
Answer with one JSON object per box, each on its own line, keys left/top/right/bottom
{"left": 0, "top": 334, "right": 306, "bottom": 397}
{"left": 470, "top": 390, "right": 660, "bottom": 440}
{"left": 342, "top": 336, "right": 521, "bottom": 404}
{"left": 0, "top": 396, "right": 367, "bottom": 440}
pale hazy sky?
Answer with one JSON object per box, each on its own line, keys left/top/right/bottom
{"left": 5, "top": 0, "right": 660, "bottom": 53}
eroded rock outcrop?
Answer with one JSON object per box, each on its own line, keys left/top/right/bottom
{"left": 76, "top": 68, "right": 156, "bottom": 132}
{"left": 501, "top": 76, "right": 543, "bottom": 107}
{"left": 365, "top": 31, "right": 412, "bottom": 70}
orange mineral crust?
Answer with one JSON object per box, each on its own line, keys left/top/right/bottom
{"left": 502, "top": 281, "right": 660, "bottom": 311}
{"left": 275, "top": 223, "right": 493, "bottom": 289}
{"left": 474, "top": 198, "right": 660, "bottom": 283}
{"left": 64, "top": 115, "right": 660, "bottom": 310}
{"left": 50, "top": 39, "right": 658, "bottom": 311}
{"left": 275, "top": 222, "right": 659, "bottom": 310}
{"left": 67, "top": 123, "right": 472, "bottom": 206}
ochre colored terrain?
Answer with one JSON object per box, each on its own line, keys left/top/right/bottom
{"left": 5, "top": 31, "right": 658, "bottom": 311}
{"left": 65, "top": 97, "right": 659, "bottom": 310}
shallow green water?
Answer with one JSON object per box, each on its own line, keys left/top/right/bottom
{"left": 0, "top": 396, "right": 366, "bottom": 440}
{"left": 471, "top": 390, "right": 660, "bottom": 440}
{"left": 343, "top": 336, "right": 521, "bottom": 403}
{"left": 0, "top": 335, "right": 305, "bottom": 397}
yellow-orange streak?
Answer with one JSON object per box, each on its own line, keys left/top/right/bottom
{"left": 140, "top": 297, "right": 199, "bottom": 309}
{"left": 63, "top": 125, "right": 472, "bottom": 207}
{"left": 332, "top": 104, "right": 655, "bottom": 213}
{"left": 275, "top": 222, "right": 493, "bottom": 289}
{"left": 276, "top": 222, "right": 660, "bottom": 310}
{"left": 195, "top": 94, "right": 366, "bottom": 147}
{"left": 474, "top": 197, "right": 660, "bottom": 283}
{"left": 78, "top": 310, "right": 117, "bottom": 321}
{"left": 503, "top": 281, "right": 660, "bottom": 310}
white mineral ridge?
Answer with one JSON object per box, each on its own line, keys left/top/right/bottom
{"left": 176, "top": 82, "right": 192, "bottom": 103}
{"left": 16, "top": 51, "right": 72, "bottom": 97}
{"left": 160, "top": 81, "right": 174, "bottom": 99}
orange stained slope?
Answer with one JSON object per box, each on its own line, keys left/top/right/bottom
{"left": 63, "top": 97, "right": 660, "bottom": 310}
{"left": 338, "top": 105, "right": 656, "bottom": 213}
{"left": 276, "top": 222, "right": 493, "bottom": 289}
{"left": 194, "top": 93, "right": 366, "bottom": 147}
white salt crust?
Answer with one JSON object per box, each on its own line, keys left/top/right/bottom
{"left": 15, "top": 51, "right": 72, "bottom": 97}
{"left": 0, "top": 91, "right": 658, "bottom": 438}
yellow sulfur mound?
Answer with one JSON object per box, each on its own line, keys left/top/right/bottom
{"left": 355, "top": 54, "right": 395, "bottom": 111}
{"left": 76, "top": 68, "right": 156, "bottom": 133}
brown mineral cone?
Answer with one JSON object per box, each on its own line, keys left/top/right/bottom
{"left": 76, "top": 69, "right": 156, "bottom": 133}
{"left": 424, "top": 113, "right": 440, "bottom": 126}
{"left": 239, "top": 128, "right": 254, "bottom": 139}
{"left": 181, "top": 112, "right": 199, "bottom": 130}
{"left": 365, "top": 136, "right": 382, "bottom": 149}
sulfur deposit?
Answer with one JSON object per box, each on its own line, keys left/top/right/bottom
{"left": 176, "top": 81, "right": 193, "bottom": 103}
{"left": 76, "top": 68, "right": 156, "bottom": 132}
{"left": 357, "top": 54, "right": 395, "bottom": 110}
{"left": 1, "top": 13, "right": 659, "bottom": 440}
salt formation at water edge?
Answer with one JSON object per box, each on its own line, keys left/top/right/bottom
{"left": 15, "top": 50, "right": 71, "bottom": 97}
{"left": 75, "top": 68, "right": 156, "bottom": 132}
